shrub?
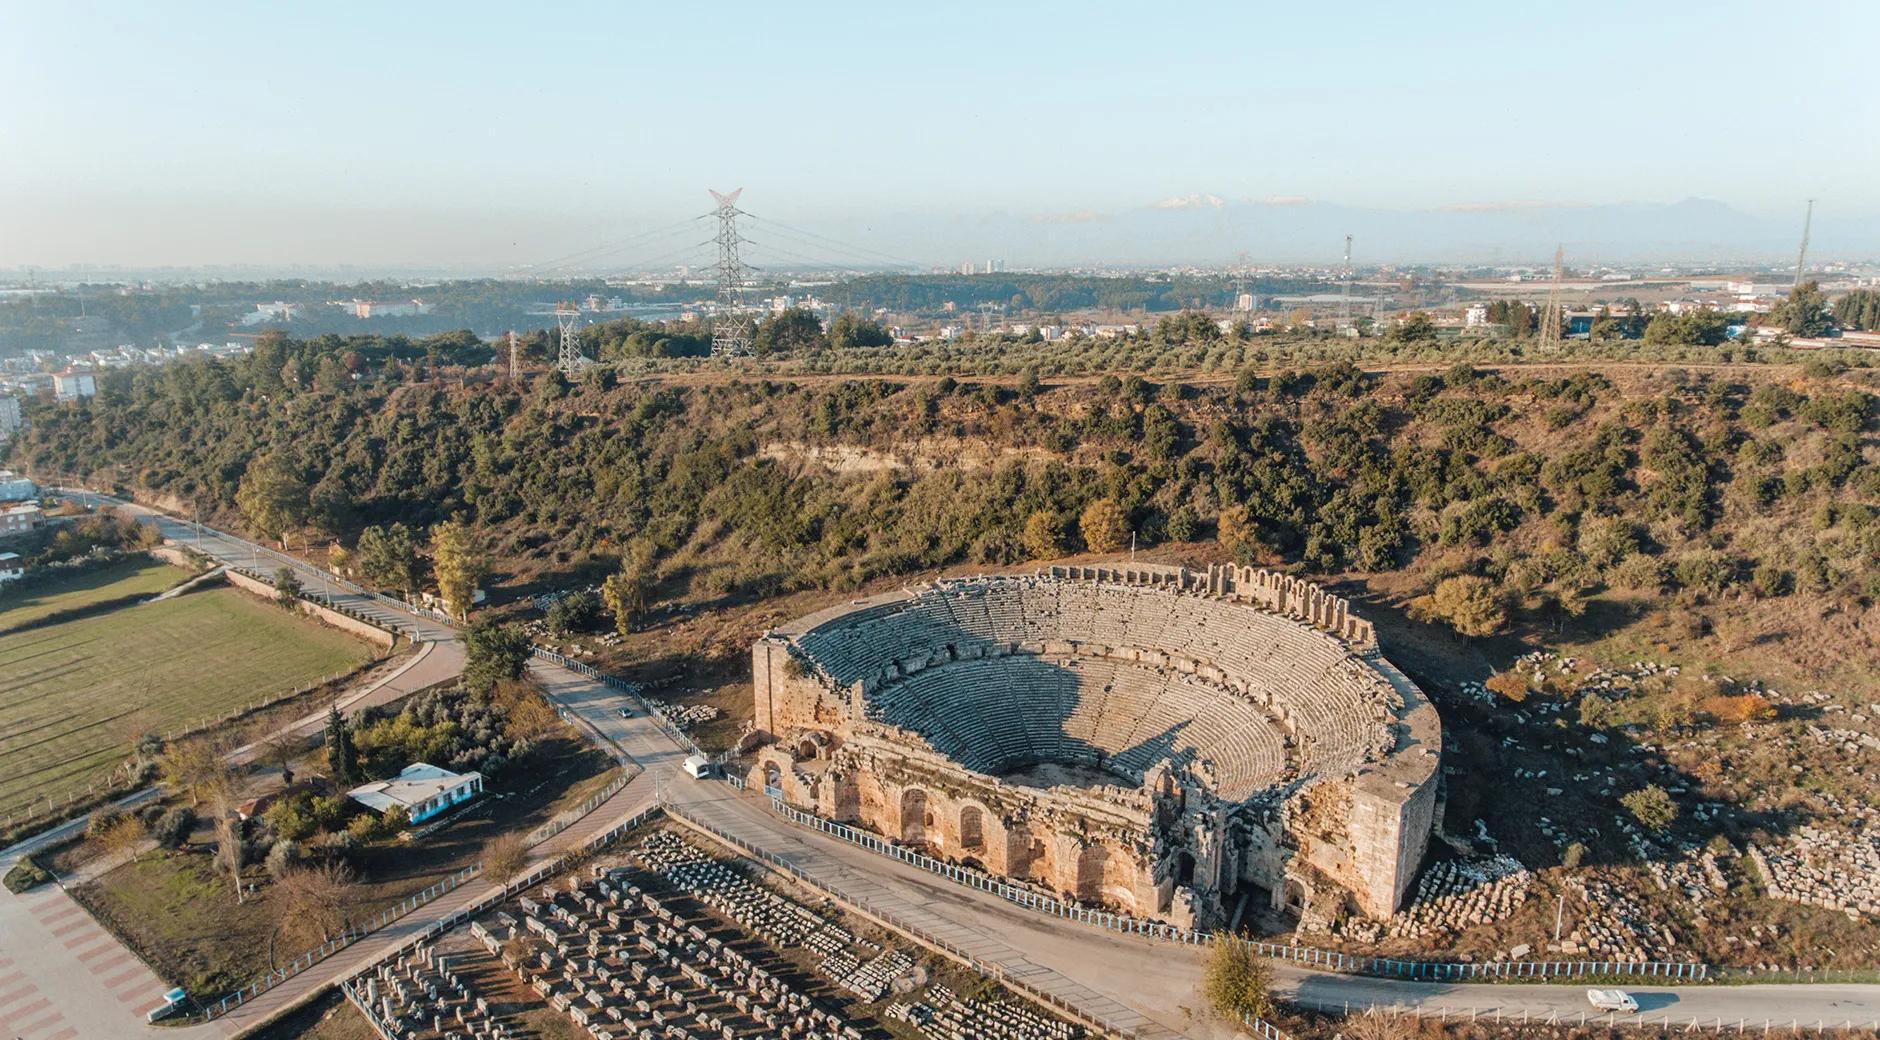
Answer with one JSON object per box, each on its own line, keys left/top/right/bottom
{"left": 1621, "top": 785, "right": 1678, "bottom": 833}
{"left": 1705, "top": 693, "right": 1775, "bottom": 726}
{"left": 545, "top": 590, "right": 604, "bottom": 636}
{"left": 1411, "top": 575, "right": 1508, "bottom": 637}
{"left": 149, "top": 806, "right": 195, "bottom": 846}
{"left": 1561, "top": 842, "right": 1587, "bottom": 869}
{"left": 86, "top": 808, "right": 126, "bottom": 839}
{"left": 265, "top": 839, "right": 302, "bottom": 879}
{"left": 1483, "top": 671, "right": 1531, "bottom": 702}
{"left": 1201, "top": 936, "right": 1273, "bottom": 1021}
{"left": 1078, "top": 498, "right": 1129, "bottom": 554}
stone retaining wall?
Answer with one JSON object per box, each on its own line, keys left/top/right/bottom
{"left": 223, "top": 567, "right": 396, "bottom": 648}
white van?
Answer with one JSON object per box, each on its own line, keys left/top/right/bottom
{"left": 1587, "top": 989, "right": 1638, "bottom": 1014}
{"left": 682, "top": 754, "right": 713, "bottom": 779}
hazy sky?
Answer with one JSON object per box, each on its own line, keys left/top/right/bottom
{"left": 3, "top": 1, "right": 1876, "bottom": 268}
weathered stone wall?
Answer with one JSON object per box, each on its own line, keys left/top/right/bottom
{"left": 754, "top": 563, "right": 1439, "bottom": 924}
{"left": 751, "top": 637, "right": 849, "bottom": 735}
{"left": 223, "top": 567, "right": 395, "bottom": 648}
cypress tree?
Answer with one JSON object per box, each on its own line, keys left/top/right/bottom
{"left": 325, "top": 705, "right": 355, "bottom": 783}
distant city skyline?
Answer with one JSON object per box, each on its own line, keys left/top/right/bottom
{"left": 3, "top": 1, "right": 1876, "bottom": 269}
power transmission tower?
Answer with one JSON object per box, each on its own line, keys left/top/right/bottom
{"left": 555, "top": 302, "right": 590, "bottom": 376}
{"left": 507, "top": 330, "right": 521, "bottom": 381}
{"left": 1793, "top": 198, "right": 1815, "bottom": 289}
{"left": 710, "top": 188, "right": 753, "bottom": 356}
{"left": 1339, "top": 234, "right": 1354, "bottom": 331}
{"left": 1538, "top": 244, "right": 1565, "bottom": 351}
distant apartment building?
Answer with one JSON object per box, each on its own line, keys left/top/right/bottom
{"left": 53, "top": 371, "right": 97, "bottom": 401}
{"left": 241, "top": 301, "right": 304, "bottom": 326}
{"left": 348, "top": 299, "right": 431, "bottom": 319}
{"left": 0, "top": 503, "right": 41, "bottom": 538}
{"left": 0, "top": 395, "right": 20, "bottom": 437}
{"left": 1464, "top": 303, "right": 1491, "bottom": 328}
{"left": 0, "top": 473, "right": 38, "bottom": 502}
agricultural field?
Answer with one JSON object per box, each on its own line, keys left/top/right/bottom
{"left": 0, "top": 579, "right": 374, "bottom": 819}
{"left": 0, "top": 554, "right": 186, "bottom": 632}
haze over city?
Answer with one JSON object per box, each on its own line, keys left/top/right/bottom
{"left": 4, "top": 0, "right": 1878, "bottom": 271}
{"left": 7, "top": 4, "right": 1880, "bottom": 1040}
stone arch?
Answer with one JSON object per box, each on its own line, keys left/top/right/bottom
{"left": 1075, "top": 843, "right": 1112, "bottom": 903}
{"left": 1281, "top": 874, "right": 1312, "bottom": 914}
{"left": 1006, "top": 825, "right": 1050, "bottom": 885}
{"left": 958, "top": 803, "right": 986, "bottom": 852}
{"left": 1175, "top": 849, "right": 1197, "bottom": 888}
{"left": 899, "top": 787, "right": 929, "bottom": 845}
{"left": 762, "top": 762, "right": 783, "bottom": 790}
{"left": 1075, "top": 841, "right": 1143, "bottom": 913}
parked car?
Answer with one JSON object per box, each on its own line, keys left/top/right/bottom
{"left": 1587, "top": 989, "right": 1638, "bottom": 1014}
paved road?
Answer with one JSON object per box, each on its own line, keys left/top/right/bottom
{"left": 53, "top": 487, "right": 456, "bottom": 643}
{"left": 8, "top": 493, "right": 1880, "bottom": 1037}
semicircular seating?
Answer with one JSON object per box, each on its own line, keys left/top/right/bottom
{"left": 792, "top": 575, "right": 1394, "bottom": 803}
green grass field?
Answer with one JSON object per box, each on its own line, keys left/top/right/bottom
{"left": 0, "top": 581, "right": 373, "bottom": 818}
{"left": 0, "top": 555, "right": 187, "bottom": 632}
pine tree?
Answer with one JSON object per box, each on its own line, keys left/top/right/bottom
{"left": 324, "top": 706, "right": 355, "bottom": 784}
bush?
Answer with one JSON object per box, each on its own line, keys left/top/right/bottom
{"left": 1202, "top": 936, "right": 1273, "bottom": 1021}
{"left": 86, "top": 808, "right": 126, "bottom": 839}
{"left": 1411, "top": 575, "right": 1508, "bottom": 637}
{"left": 1621, "top": 785, "right": 1678, "bottom": 833}
{"left": 1078, "top": 498, "right": 1129, "bottom": 554}
{"left": 1705, "top": 693, "right": 1775, "bottom": 726}
{"left": 1483, "top": 671, "right": 1531, "bottom": 702}
{"left": 149, "top": 806, "right": 195, "bottom": 846}
{"left": 264, "top": 839, "right": 302, "bottom": 879}
{"left": 545, "top": 590, "right": 604, "bottom": 636}
{"left": 1561, "top": 841, "right": 1587, "bottom": 869}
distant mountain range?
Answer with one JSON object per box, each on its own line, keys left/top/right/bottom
{"left": 815, "top": 196, "right": 1879, "bottom": 269}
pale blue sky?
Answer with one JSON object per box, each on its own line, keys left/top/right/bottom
{"left": 2, "top": 1, "right": 1875, "bottom": 268}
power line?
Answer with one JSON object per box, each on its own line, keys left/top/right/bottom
{"left": 526, "top": 215, "right": 709, "bottom": 273}
{"left": 740, "top": 236, "right": 876, "bottom": 272}
{"left": 742, "top": 214, "right": 927, "bottom": 270}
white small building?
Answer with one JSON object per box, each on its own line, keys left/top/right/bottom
{"left": 0, "top": 395, "right": 20, "bottom": 437}
{"left": 0, "top": 503, "right": 41, "bottom": 537}
{"left": 53, "top": 371, "right": 97, "bottom": 401}
{"left": 0, "top": 473, "right": 35, "bottom": 503}
{"left": 347, "top": 762, "right": 484, "bottom": 823}
{"left": 0, "top": 552, "right": 22, "bottom": 584}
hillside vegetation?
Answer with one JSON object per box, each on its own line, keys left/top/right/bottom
{"left": 13, "top": 349, "right": 1880, "bottom": 652}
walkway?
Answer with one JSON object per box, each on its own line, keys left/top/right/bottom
{"left": 0, "top": 881, "right": 176, "bottom": 1039}
{"left": 6, "top": 491, "right": 1879, "bottom": 1038}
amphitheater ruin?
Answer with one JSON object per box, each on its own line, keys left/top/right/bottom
{"left": 746, "top": 563, "right": 1442, "bottom": 928}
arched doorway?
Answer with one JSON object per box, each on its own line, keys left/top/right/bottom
{"left": 762, "top": 762, "right": 782, "bottom": 792}
{"left": 899, "top": 788, "right": 929, "bottom": 845}
{"left": 1282, "top": 876, "right": 1311, "bottom": 914}
{"left": 1075, "top": 843, "right": 1112, "bottom": 903}
{"left": 958, "top": 804, "right": 985, "bottom": 853}
{"left": 1175, "top": 849, "right": 1197, "bottom": 888}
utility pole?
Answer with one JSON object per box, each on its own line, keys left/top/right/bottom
{"left": 1339, "top": 234, "right": 1354, "bottom": 331}
{"left": 1538, "top": 245, "right": 1565, "bottom": 351}
{"left": 709, "top": 188, "right": 753, "bottom": 356}
{"left": 1793, "top": 199, "right": 1815, "bottom": 290}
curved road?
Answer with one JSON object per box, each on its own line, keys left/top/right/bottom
{"left": 2, "top": 491, "right": 1876, "bottom": 1038}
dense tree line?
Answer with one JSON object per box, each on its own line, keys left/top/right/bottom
{"left": 1834, "top": 289, "right": 1880, "bottom": 332}
{"left": 8, "top": 339, "right": 1878, "bottom": 640}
